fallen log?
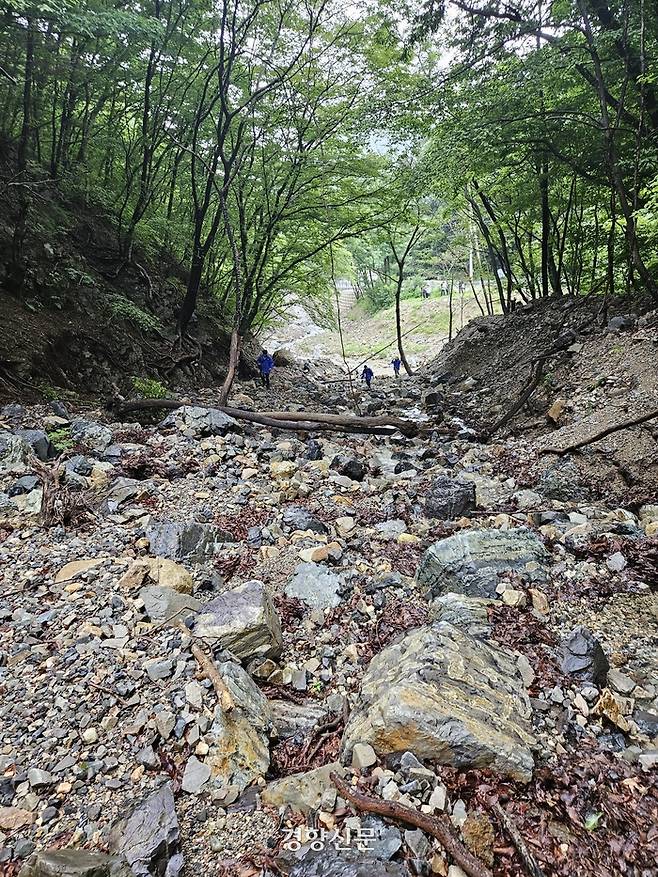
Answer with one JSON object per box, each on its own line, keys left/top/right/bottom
{"left": 109, "top": 397, "right": 420, "bottom": 437}
{"left": 541, "top": 407, "right": 658, "bottom": 455}
{"left": 331, "top": 772, "right": 492, "bottom": 877}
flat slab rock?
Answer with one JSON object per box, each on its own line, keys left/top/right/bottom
{"left": 342, "top": 621, "right": 536, "bottom": 781}
{"left": 287, "top": 848, "right": 408, "bottom": 877}
{"left": 284, "top": 562, "right": 342, "bottom": 609}
{"left": 109, "top": 783, "right": 182, "bottom": 877}
{"left": 193, "top": 579, "right": 283, "bottom": 660}
{"left": 18, "top": 850, "right": 130, "bottom": 877}
{"left": 417, "top": 527, "right": 549, "bottom": 599}
{"left": 146, "top": 520, "right": 233, "bottom": 563}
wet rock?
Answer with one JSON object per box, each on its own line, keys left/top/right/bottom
{"left": 0, "top": 431, "right": 30, "bottom": 472}
{"left": 146, "top": 520, "right": 233, "bottom": 563}
{"left": 417, "top": 528, "right": 549, "bottom": 599}
{"left": 288, "top": 847, "right": 407, "bottom": 876}
{"left": 305, "top": 439, "right": 324, "bottom": 461}
{"left": 330, "top": 454, "right": 366, "bottom": 482}
{"left": 205, "top": 660, "right": 271, "bottom": 789}
{"left": 424, "top": 476, "right": 476, "bottom": 520}
{"left": 193, "top": 580, "right": 283, "bottom": 660}
{"left": 285, "top": 562, "right": 342, "bottom": 610}
{"left": 18, "top": 850, "right": 130, "bottom": 877}
{"left": 69, "top": 420, "right": 113, "bottom": 452}
{"left": 8, "top": 475, "right": 40, "bottom": 497}
{"left": 561, "top": 626, "right": 609, "bottom": 686}
{"left": 341, "top": 622, "right": 536, "bottom": 782}
{"left": 282, "top": 506, "right": 328, "bottom": 534}
{"left": 109, "top": 783, "right": 182, "bottom": 877}
{"left": 159, "top": 406, "right": 238, "bottom": 437}
{"left": 261, "top": 762, "right": 346, "bottom": 814}
{"left": 15, "top": 429, "right": 55, "bottom": 462}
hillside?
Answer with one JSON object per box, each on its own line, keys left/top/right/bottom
{"left": 0, "top": 154, "right": 231, "bottom": 403}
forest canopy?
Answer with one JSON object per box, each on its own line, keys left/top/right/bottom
{"left": 2, "top": 0, "right": 658, "bottom": 375}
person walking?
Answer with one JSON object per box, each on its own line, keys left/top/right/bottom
{"left": 391, "top": 356, "right": 401, "bottom": 377}
{"left": 257, "top": 349, "right": 274, "bottom": 389}
{"left": 361, "top": 364, "right": 374, "bottom": 389}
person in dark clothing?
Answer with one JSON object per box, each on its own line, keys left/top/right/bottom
{"left": 257, "top": 349, "right": 274, "bottom": 389}
{"left": 391, "top": 356, "right": 401, "bottom": 377}
{"left": 361, "top": 364, "right": 374, "bottom": 389}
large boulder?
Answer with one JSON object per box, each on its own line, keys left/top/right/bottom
{"left": 424, "top": 475, "right": 476, "bottom": 520}
{"left": 146, "top": 520, "right": 233, "bottom": 563}
{"left": 109, "top": 783, "right": 182, "bottom": 877}
{"left": 193, "top": 580, "right": 283, "bottom": 660}
{"left": 560, "top": 626, "right": 609, "bottom": 686}
{"left": 417, "top": 527, "right": 549, "bottom": 599}
{"left": 69, "top": 420, "right": 113, "bottom": 452}
{"left": 159, "top": 406, "right": 238, "bottom": 437}
{"left": 285, "top": 562, "right": 342, "bottom": 610}
{"left": 15, "top": 429, "right": 55, "bottom": 462}
{"left": 341, "top": 622, "right": 536, "bottom": 782}
{"left": 205, "top": 659, "right": 271, "bottom": 789}
{"left": 0, "top": 431, "right": 30, "bottom": 473}
{"left": 18, "top": 850, "right": 130, "bottom": 877}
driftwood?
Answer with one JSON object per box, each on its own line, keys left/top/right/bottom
{"left": 490, "top": 802, "right": 546, "bottom": 877}
{"left": 110, "top": 397, "right": 420, "bottom": 437}
{"left": 331, "top": 772, "right": 492, "bottom": 877}
{"left": 191, "top": 643, "right": 235, "bottom": 712}
{"left": 541, "top": 407, "right": 658, "bottom": 455}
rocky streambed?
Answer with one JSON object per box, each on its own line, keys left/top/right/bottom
{"left": 0, "top": 368, "right": 656, "bottom": 877}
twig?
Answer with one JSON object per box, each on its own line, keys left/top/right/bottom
{"left": 331, "top": 772, "right": 493, "bottom": 877}
{"left": 540, "top": 406, "right": 658, "bottom": 455}
{"left": 191, "top": 643, "right": 235, "bottom": 712}
{"left": 489, "top": 802, "right": 546, "bottom": 877}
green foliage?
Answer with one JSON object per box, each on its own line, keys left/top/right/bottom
{"left": 107, "top": 296, "right": 163, "bottom": 333}
{"left": 47, "top": 426, "right": 74, "bottom": 451}
{"left": 131, "top": 376, "right": 168, "bottom": 399}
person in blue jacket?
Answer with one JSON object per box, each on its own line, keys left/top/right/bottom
{"left": 361, "top": 364, "right": 374, "bottom": 389}
{"left": 257, "top": 349, "right": 274, "bottom": 389}
{"left": 391, "top": 356, "right": 401, "bottom": 377}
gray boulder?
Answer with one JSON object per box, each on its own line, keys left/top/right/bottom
{"left": 288, "top": 847, "right": 408, "bottom": 876}
{"left": 282, "top": 505, "right": 328, "bottom": 534}
{"left": 341, "top": 622, "right": 536, "bottom": 781}
{"left": 428, "top": 592, "right": 496, "bottom": 638}
{"left": 425, "top": 475, "right": 476, "bottom": 519}
{"left": 146, "top": 520, "right": 233, "bottom": 563}
{"left": 109, "top": 783, "right": 182, "bottom": 877}
{"left": 15, "top": 429, "right": 55, "bottom": 462}
{"left": 69, "top": 420, "right": 113, "bottom": 452}
{"left": 0, "top": 431, "right": 30, "bottom": 472}
{"left": 205, "top": 660, "right": 271, "bottom": 789}
{"left": 417, "top": 527, "right": 549, "bottom": 599}
{"left": 285, "top": 562, "right": 342, "bottom": 609}
{"left": 560, "top": 626, "right": 609, "bottom": 686}
{"left": 18, "top": 850, "right": 130, "bottom": 877}
{"left": 8, "top": 475, "right": 40, "bottom": 497}
{"left": 159, "top": 406, "right": 238, "bottom": 437}
{"left": 140, "top": 586, "right": 201, "bottom": 626}
{"left": 193, "top": 580, "right": 283, "bottom": 660}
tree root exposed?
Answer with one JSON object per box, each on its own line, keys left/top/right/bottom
{"left": 330, "top": 771, "right": 493, "bottom": 877}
